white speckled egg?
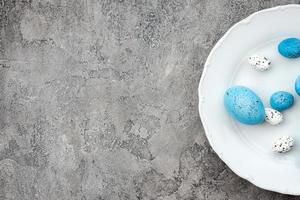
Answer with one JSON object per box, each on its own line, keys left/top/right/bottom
{"left": 272, "top": 136, "right": 294, "bottom": 153}
{"left": 248, "top": 54, "right": 271, "bottom": 71}
{"left": 265, "top": 108, "right": 283, "bottom": 125}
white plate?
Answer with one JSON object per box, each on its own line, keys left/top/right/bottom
{"left": 199, "top": 5, "right": 300, "bottom": 195}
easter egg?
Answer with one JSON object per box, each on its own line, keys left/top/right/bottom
{"left": 272, "top": 136, "right": 294, "bottom": 153}
{"left": 295, "top": 75, "right": 300, "bottom": 96}
{"left": 264, "top": 108, "right": 283, "bottom": 125}
{"left": 248, "top": 54, "right": 271, "bottom": 71}
{"left": 224, "top": 86, "right": 265, "bottom": 125}
{"left": 270, "top": 91, "right": 294, "bottom": 111}
{"left": 278, "top": 38, "right": 300, "bottom": 58}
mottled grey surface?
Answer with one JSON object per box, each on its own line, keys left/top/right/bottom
{"left": 1, "top": 0, "right": 300, "bottom": 199}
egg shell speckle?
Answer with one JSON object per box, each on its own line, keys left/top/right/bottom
{"left": 224, "top": 86, "right": 265, "bottom": 125}
{"left": 295, "top": 75, "right": 300, "bottom": 96}
{"left": 272, "top": 136, "right": 294, "bottom": 153}
{"left": 264, "top": 108, "right": 283, "bottom": 125}
{"left": 278, "top": 38, "right": 300, "bottom": 58}
{"left": 270, "top": 91, "right": 294, "bottom": 111}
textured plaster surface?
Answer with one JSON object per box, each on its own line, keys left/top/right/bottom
{"left": 1, "top": 0, "right": 300, "bottom": 199}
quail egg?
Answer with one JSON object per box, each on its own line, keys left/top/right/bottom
{"left": 272, "top": 136, "right": 294, "bottom": 153}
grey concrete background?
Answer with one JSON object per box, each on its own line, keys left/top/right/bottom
{"left": 1, "top": 0, "right": 300, "bottom": 199}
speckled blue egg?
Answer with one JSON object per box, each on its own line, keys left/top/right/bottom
{"left": 224, "top": 86, "right": 265, "bottom": 125}
{"left": 278, "top": 38, "right": 300, "bottom": 58}
{"left": 295, "top": 75, "right": 300, "bottom": 96}
{"left": 270, "top": 91, "right": 294, "bottom": 111}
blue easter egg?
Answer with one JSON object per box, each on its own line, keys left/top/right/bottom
{"left": 278, "top": 38, "right": 300, "bottom": 58}
{"left": 224, "top": 86, "right": 265, "bottom": 125}
{"left": 295, "top": 75, "right": 300, "bottom": 96}
{"left": 270, "top": 91, "right": 294, "bottom": 111}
